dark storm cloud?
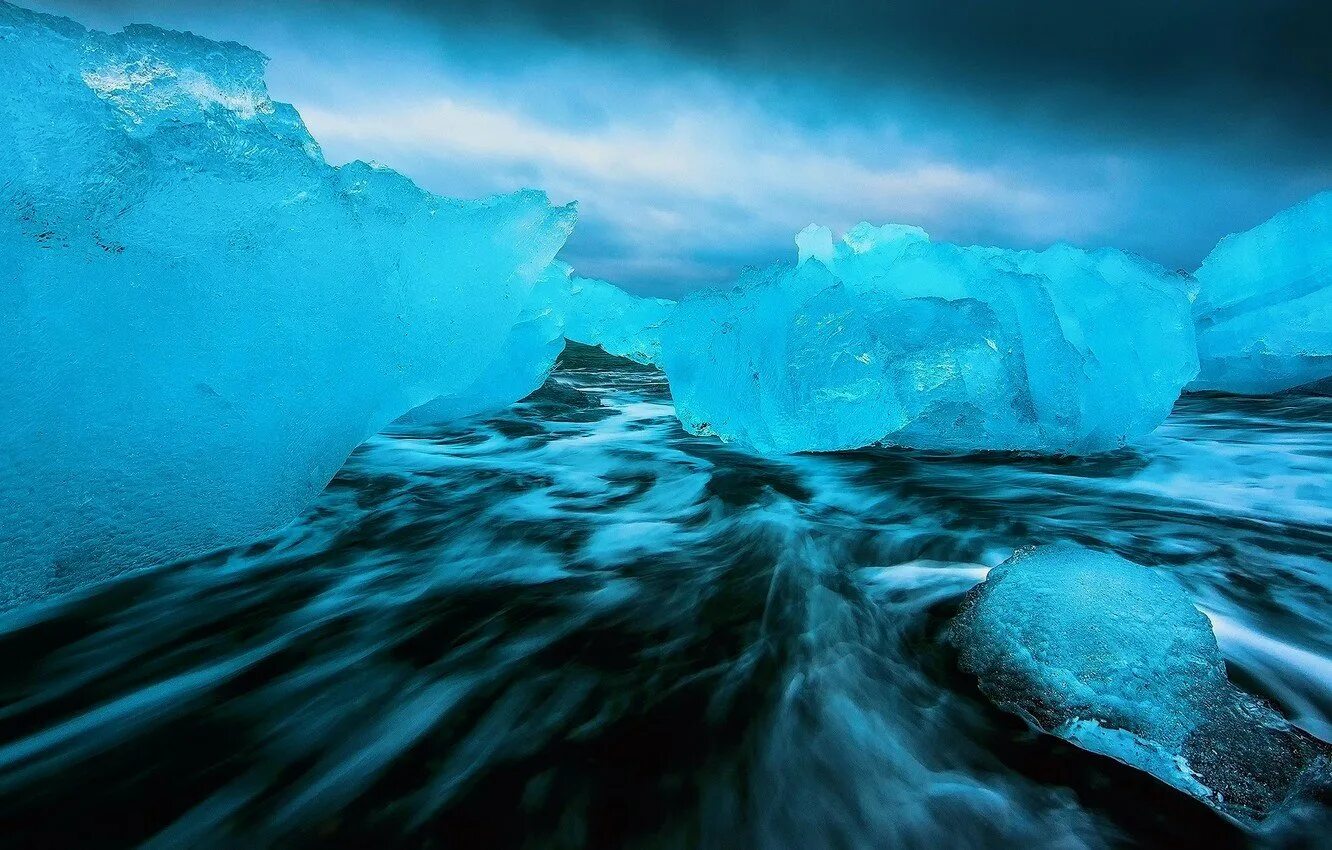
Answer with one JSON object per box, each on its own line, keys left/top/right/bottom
{"left": 26, "top": 0, "right": 1332, "bottom": 290}
{"left": 380, "top": 0, "right": 1332, "bottom": 150}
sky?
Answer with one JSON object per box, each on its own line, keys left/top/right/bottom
{"left": 29, "top": 0, "right": 1332, "bottom": 297}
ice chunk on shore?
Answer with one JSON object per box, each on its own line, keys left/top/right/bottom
{"left": 0, "top": 3, "right": 574, "bottom": 606}
{"left": 659, "top": 224, "right": 1197, "bottom": 454}
{"left": 1190, "top": 192, "right": 1332, "bottom": 394}
{"left": 559, "top": 275, "right": 673, "bottom": 367}
{"left": 952, "top": 545, "right": 1331, "bottom": 827}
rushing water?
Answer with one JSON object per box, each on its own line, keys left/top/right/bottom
{"left": 2, "top": 343, "right": 1330, "bottom": 849}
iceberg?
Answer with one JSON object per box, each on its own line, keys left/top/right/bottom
{"left": 658, "top": 224, "right": 1198, "bottom": 454}
{"left": 952, "top": 545, "right": 1331, "bottom": 827}
{"left": 558, "top": 275, "right": 673, "bottom": 367}
{"left": 0, "top": 3, "right": 574, "bottom": 605}
{"left": 1190, "top": 192, "right": 1332, "bottom": 394}
{"left": 399, "top": 261, "right": 573, "bottom": 424}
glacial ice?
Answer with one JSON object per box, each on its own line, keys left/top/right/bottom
{"left": 952, "top": 545, "right": 1331, "bottom": 826}
{"left": 399, "top": 262, "right": 573, "bottom": 424}
{"left": 558, "top": 275, "right": 673, "bottom": 367}
{"left": 658, "top": 224, "right": 1198, "bottom": 454}
{"left": 0, "top": 3, "right": 574, "bottom": 605}
{"left": 1190, "top": 192, "right": 1332, "bottom": 394}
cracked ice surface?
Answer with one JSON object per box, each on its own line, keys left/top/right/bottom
{"left": 0, "top": 3, "right": 574, "bottom": 605}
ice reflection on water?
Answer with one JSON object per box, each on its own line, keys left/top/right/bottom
{"left": 1, "top": 344, "right": 1329, "bottom": 848}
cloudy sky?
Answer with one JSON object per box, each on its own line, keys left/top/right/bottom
{"left": 32, "top": 0, "right": 1332, "bottom": 296}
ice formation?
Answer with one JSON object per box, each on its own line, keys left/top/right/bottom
{"left": 399, "top": 262, "right": 573, "bottom": 424}
{"left": 1190, "top": 192, "right": 1332, "bottom": 394}
{"left": 0, "top": 3, "right": 574, "bottom": 605}
{"left": 952, "top": 545, "right": 1331, "bottom": 826}
{"left": 658, "top": 224, "right": 1198, "bottom": 454}
{"left": 557, "top": 275, "right": 673, "bottom": 367}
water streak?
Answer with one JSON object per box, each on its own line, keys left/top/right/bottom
{"left": 1, "top": 344, "right": 1329, "bottom": 848}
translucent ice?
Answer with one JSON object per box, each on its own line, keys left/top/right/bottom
{"left": 952, "top": 545, "right": 1331, "bottom": 827}
{"left": 558, "top": 275, "right": 673, "bottom": 367}
{"left": 400, "top": 262, "right": 573, "bottom": 424}
{"left": 1190, "top": 192, "right": 1332, "bottom": 394}
{"left": 659, "top": 224, "right": 1198, "bottom": 454}
{"left": 0, "top": 4, "right": 574, "bottom": 605}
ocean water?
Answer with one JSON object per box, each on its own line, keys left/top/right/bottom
{"left": 1, "top": 343, "right": 1329, "bottom": 848}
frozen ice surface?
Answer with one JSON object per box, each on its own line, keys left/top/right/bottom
{"left": 400, "top": 262, "right": 573, "bottom": 424}
{"left": 558, "top": 275, "right": 673, "bottom": 367}
{"left": 0, "top": 3, "right": 574, "bottom": 605}
{"left": 952, "top": 545, "right": 1331, "bottom": 827}
{"left": 1190, "top": 192, "right": 1332, "bottom": 394}
{"left": 660, "top": 224, "right": 1198, "bottom": 454}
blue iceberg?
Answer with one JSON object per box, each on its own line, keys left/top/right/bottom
{"left": 558, "top": 275, "right": 673, "bottom": 367}
{"left": 1190, "top": 192, "right": 1332, "bottom": 394}
{"left": 399, "top": 261, "right": 574, "bottom": 424}
{"left": 0, "top": 3, "right": 574, "bottom": 605}
{"left": 952, "top": 545, "right": 1330, "bottom": 826}
{"left": 658, "top": 224, "right": 1198, "bottom": 454}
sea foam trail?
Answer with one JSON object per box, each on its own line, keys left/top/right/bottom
{"left": 0, "top": 346, "right": 1328, "bottom": 847}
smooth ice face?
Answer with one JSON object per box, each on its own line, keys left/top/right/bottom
{"left": 660, "top": 224, "right": 1198, "bottom": 454}
{"left": 400, "top": 262, "right": 574, "bottom": 424}
{"left": 1190, "top": 192, "right": 1332, "bottom": 395}
{"left": 0, "top": 4, "right": 574, "bottom": 606}
{"left": 952, "top": 545, "right": 1330, "bottom": 826}
{"left": 558, "top": 275, "right": 674, "bottom": 367}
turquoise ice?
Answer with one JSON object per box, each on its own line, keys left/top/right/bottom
{"left": 1190, "top": 192, "right": 1332, "bottom": 394}
{"left": 558, "top": 275, "right": 673, "bottom": 367}
{"left": 952, "top": 545, "right": 1330, "bottom": 826}
{"left": 659, "top": 224, "right": 1198, "bottom": 454}
{"left": 400, "top": 262, "right": 574, "bottom": 424}
{"left": 0, "top": 3, "right": 574, "bottom": 605}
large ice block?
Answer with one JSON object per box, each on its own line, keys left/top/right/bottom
{"left": 559, "top": 275, "right": 674, "bottom": 367}
{"left": 952, "top": 545, "right": 1330, "bottom": 827}
{"left": 1190, "top": 192, "right": 1332, "bottom": 394}
{"left": 659, "top": 224, "right": 1198, "bottom": 454}
{"left": 400, "top": 262, "right": 573, "bottom": 424}
{"left": 0, "top": 3, "right": 574, "bottom": 605}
